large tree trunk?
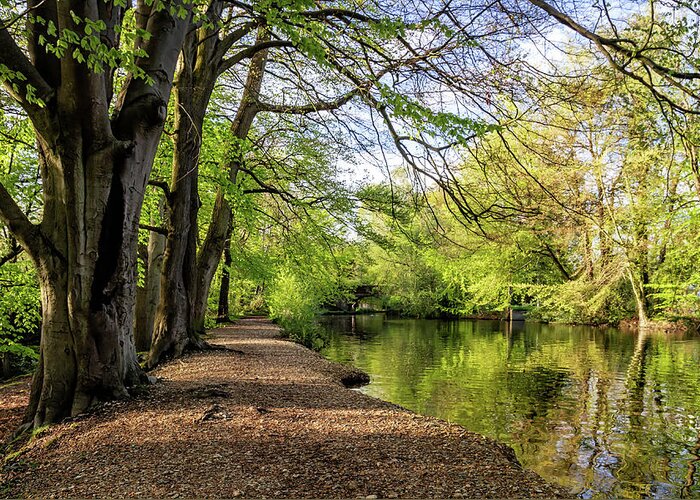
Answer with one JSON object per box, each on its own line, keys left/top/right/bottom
{"left": 149, "top": 27, "right": 269, "bottom": 349}
{"left": 135, "top": 228, "right": 166, "bottom": 351}
{"left": 26, "top": 139, "right": 150, "bottom": 426}
{"left": 148, "top": 89, "right": 206, "bottom": 364}
{"left": 147, "top": 18, "right": 222, "bottom": 367}
{"left": 192, "top": 189, "right": 235, "bottom": 335}
{"left": 0, "top": 0, "right": 191, "bottom": 428}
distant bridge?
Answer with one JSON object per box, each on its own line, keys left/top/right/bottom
{"left": 352, "top": 284, "right": 378, "bottom": 300}
{"left": 324, "top": 285, "right": 380, "bottom": 313}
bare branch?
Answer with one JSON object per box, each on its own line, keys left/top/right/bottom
{"left": 139, "top": 223, "right": 168, "bottom": 236}
{"left": 297, "top": 8, "right": 378, "bottom": 24}
{"left": 528, "top": 0, "right": 700, "bottom": 113}
{"left": 0, "top": 28, "right": 55, "bottom": 128}
{"left": 0, "top": 245, "right": 23, "bottom": 267}
{"left": 0, "top": 180, "right": 42, "bottom": 259}
{"left": 256, "top": 88, "right": 360, "bottom": 115}
{"left": 219, "top": 39, "right": 293, "bottom": 76}
{"left": 213, "top": 20, "right": 258, "bottom": 64}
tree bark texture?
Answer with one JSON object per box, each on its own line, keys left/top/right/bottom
{"left": 147, "top": 14, "right": 224, "bottom": 367}
{"left": 135, "top": 227, "right": 166, "bottom": 351}
{"left": 0, "top": 0, "right": 191, "bottom": 427}
{"left": 627, "top": 267, "right": 650, "bottom": 328}
{"left": 149, "top": 25, "right": 268, "bottom": 363}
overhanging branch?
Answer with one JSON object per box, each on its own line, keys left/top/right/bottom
{"left": 0, "top": 28, "right": 55, "bottom": 129}
{"left": 0, "top": 180, "right": 42, "bottom": 259}
{"left": 528, "top": 0, "right": 700, "bottom": 113}
{"left": 139, "top": 223, "right": 168, "bottom": 236}
{"left": 256, "top": 88, "right": 360, "bottom": 115}
{"left": 218, "top": 40, "right": 293, "bottom": 76}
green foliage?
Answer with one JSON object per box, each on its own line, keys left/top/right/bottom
{"left": 530, "top": 277, "right": 634, "bottom": 325}
{"left": 3, "top": 0, "right": 700, "bottom": 374}
{"left": 267, "top": 270, "right": 325, "bottom": 349}
{"left": 30, "top": 9, "right": 155, "bottom": 83}
{"left": 0, "top": 103, "right": 41, "bottom": 375}
{"left": 0, "top": 65, "right": 44, "bottom": 107}
{"left": 646, "top": 209, "right": 700, "bottom": 319}
{"left": 0, "top": 261, "right": 40, "bottom": 370}
{"left": 377, "top": 84, "right": 501, "bottom": 143}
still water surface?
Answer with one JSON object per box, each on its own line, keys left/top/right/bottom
{"left": 320, "top": 315, "right": 700, "bottom": 498}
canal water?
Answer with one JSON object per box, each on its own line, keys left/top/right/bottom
{"left": 320, "top": 314, "right": 700, "bottom": 498}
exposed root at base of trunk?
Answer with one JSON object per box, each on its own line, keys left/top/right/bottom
{"left": 9, "top": 422, "right": 33, "bottom": 442}
{"left": 16, "top": 381, "right": 139, "bottom": 436}
{"left": 196, "top": 340, "right": 243, "bottom": 355}
{"left": 147, "top": 336, "right": 244, "bottom": 370}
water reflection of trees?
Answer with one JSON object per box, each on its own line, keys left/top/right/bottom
{"left": 682, "top": 437, "right": 700, "bottom": 498}
{"left": 321, "top": 317, "right": 700, "bottom": 497}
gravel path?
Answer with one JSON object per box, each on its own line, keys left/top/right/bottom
{"left": 0, "top": 318, "right": 569, "bottom": 498}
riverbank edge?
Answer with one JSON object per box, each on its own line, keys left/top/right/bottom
{"left": 0, "top": 318, "right": 569, "bottom": 498}
{"left": 323, "top": 310, "right": 700, "bottom": 335}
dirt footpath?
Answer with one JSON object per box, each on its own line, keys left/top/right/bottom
{"left": 0, "top": 318, "right": 569, "bottom": 498}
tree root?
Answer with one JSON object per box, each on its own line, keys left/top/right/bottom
{"left": 191, "top": 339, "right": 244, "bottom": 355}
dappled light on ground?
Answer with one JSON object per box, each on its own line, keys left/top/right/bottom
{"left": 0, "top": 319, "right": 565, "bottom": 498}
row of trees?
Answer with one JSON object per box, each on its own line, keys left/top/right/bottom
{"left": 356, "top": 49, "right": 700, "bottom": 324}
{"left": 1, "top": 0, "right": 700, "bottom": 429}
{"left": 0, "top": 0, "right": 535, "bottom": 427}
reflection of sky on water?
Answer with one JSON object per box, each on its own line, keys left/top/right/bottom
{"left": 321, "top": 315, "right": 700, "bottom": 498}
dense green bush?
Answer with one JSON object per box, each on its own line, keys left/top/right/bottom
{"left": 0, "top": 261, "right": 41, "bottom": 376}
{"left": 529, "top": 278, "right": 634, "bottom": 325}
{"left": 266, "top": 270, "right": 327, "bottom": 350}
